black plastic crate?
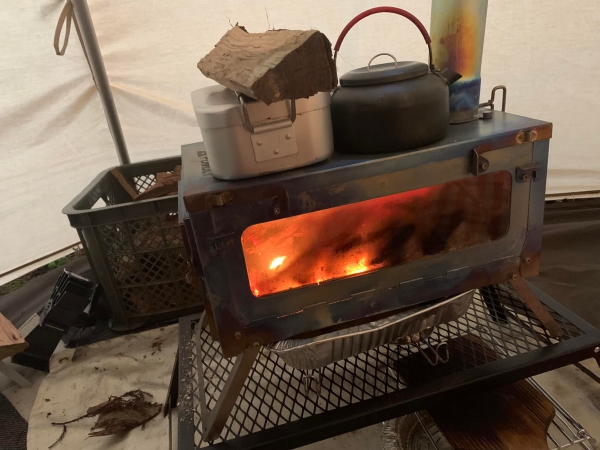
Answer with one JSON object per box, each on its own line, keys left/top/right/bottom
{"left": 63, "top": 157, "right": 202, "bottom": 330}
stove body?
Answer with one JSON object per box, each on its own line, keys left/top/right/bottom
{"left": 181, "top": 113, "right": 551, "bottom": 357}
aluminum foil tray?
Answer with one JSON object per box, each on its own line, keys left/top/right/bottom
{"left": 267, "top": 290, "right": 474, "bottom": 370}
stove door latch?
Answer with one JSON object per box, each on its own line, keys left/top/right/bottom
{"left": 516, "top": 163, "right": 541, "bottom": 183}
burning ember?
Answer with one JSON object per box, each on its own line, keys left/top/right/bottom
{"left": 242, "top": 172, "right": 511, "bottom": 297}
{"left": 345, "top": 258, "right": 368, "bottom": 275}
{"left": 270, "top": 256, "right": 287, "bottom": 270}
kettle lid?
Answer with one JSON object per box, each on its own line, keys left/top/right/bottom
{"left": 339, "top": 60, "right": 428, "bottom": 87}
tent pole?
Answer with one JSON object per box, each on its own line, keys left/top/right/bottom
{"left": 71, "top": 0, "right": 130, "bottom": 165}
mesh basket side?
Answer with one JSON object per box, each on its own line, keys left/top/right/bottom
{"left": 98, "top": 213, "right": 198, "bottom": 317}
{"left": 65, "top": 157, "right": 200, "bottom": 328}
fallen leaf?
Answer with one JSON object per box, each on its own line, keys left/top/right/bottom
{"left": 52, "top": 390, "right": 162, "bottom": 439}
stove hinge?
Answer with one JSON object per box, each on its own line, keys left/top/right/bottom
{"left": 206, "top": 231, "right": 235, "bottom": 256}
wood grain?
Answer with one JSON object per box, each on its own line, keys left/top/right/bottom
{"left": 110, "top": 168, "right": 139, "bottom": 200}
{"left": 396, "top": 334, "right": 554, "bottom": 450}
{"left": 134, "top": 166, "right": 181, "bottom": 201}
{"left": 0, "top": 313, "right": 28, "bottom": 360}
{"left": 198, "top": 26, "right": 337, "bottom": 104}
{"left": 430, "top": 379, "right": 554, "bottom": 450}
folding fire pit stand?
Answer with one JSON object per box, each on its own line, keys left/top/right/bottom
{"left": 197, "top": 338, "right": 261, "bottom": 442}
{"left": 184, "top": 277, "right": 563, "bottom": 443}
{"left": 177, "top": 283, "right": 600, "bottom": 449}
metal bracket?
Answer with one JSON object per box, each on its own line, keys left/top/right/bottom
{"left": 205, "top": 191, "right": 233, "bottom": 208}
{"left": 251, "top": 127, "right": 299, "bottom": 163}
{"left": 516, "top": 163, "right": 541, "bottom": 183}
{"left": 190, "top": 185, "right": 290, "bottom": 216}
{"left": 471, "top": 144, "right": 492, "bottom": 176}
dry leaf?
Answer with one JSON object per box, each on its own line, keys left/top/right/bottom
{"left": 51, "top": 390, "right": 162, "bottom": 442}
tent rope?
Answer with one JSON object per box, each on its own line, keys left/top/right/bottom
{"left": 54, "top": 0, "right": 94, "bottom": 81}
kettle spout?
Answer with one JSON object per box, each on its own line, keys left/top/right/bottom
{"left": 440, "top": 68, "right": 462, "bottom": 85}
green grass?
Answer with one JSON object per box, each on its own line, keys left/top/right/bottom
{"left": 47, "top": 256, "right": 70, "bottom": 270}
{"left": 0, "top": 252, "right": 78, "bottom": 297}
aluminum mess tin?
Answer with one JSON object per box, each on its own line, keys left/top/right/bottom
{"left": 267, "top": 290, "right": 474, "bottom": 370}
{"left": 191, "top": 86, "right": 333, "bottom": 180}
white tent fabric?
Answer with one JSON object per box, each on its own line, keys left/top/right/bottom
{"left": 1, "top": 0, "right": 600, "bottom": 275}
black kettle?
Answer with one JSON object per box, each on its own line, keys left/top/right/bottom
{"left": 330, "top": 7, "right": 461, "bottom": 154}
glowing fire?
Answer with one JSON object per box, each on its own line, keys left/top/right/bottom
{"left": 241, "top": 172, "right": 512, "bottom": 298}
{"left": 269, "top": 256, "right": 286, "bottom": 270}
{"left": 344, "top": 258, "right": 368, "bottom": 275}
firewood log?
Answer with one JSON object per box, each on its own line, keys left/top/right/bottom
{"left": 0, "top": 313, "right": 28, "bottom": 360}
{"left": 198, "top": 25, "right": 337, "bottom": 104}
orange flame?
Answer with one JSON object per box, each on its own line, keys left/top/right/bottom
{"left": 344, "top": 258, "right": 368, "bottom": 275}
{"left": 242, "top": 172, "right": 512, "bottom": 298}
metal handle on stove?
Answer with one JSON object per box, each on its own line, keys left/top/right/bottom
{"left": 479, "top": 85, "right": 507, "bottom": 112}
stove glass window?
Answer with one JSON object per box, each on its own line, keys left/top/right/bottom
{"left": 241, "top": 171, "right": 511, "bottom": 297}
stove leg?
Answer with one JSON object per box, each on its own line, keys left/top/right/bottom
{"left": 480, "top": 285, "right": 508, "bottom": 324}
{"left": 202, "top": 342, "right": 260, "bottom": 442}
{"left": 508, "top": 276, "right": 564, "bottom": 338}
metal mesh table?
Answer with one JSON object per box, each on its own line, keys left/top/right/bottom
{"left": 177, "top": 282, "right": 600, "bottom": 450}
{"left": 381, "top": 377, "right": 598, "bottom": 450}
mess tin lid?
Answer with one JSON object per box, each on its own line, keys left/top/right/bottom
{"left": 340, "top": 59, "right": 428, "bottom": 87}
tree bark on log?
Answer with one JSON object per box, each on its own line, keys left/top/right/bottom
{"left": 198, "top": 26, "right": 337, "bottom": 105}
{"left": 0, "top": 313, "right": 28, "bottom": 360}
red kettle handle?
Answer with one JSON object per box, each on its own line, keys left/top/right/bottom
{"left": 333, "top": 6, "right": 433, "bottom": 69}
